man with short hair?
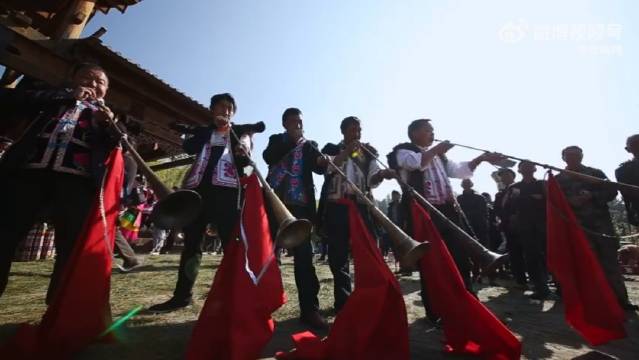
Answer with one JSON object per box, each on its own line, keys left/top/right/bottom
{"left": 508, "top": 161, "right": 549, "bottom": 299}
{"left": 384, "top": 190, "right": 403, "bottom": 258}
{"left": 615, "top": 134, "right": 639, "bottom": 226}
{"left": 262, "top": 107, "right": 328, "bottom": 329}
{"left": 457, "top": 179, "right": 489, "bottom": 282}
{"left": 319, "top": 116, "right": 394, "bottom": 313}
{"left": 456, "top": 179, "right": 489, "bottom": 247}
{"left": 149, "top": 93, "right": 264, "bottom": 313}
{"left": 494, "top": 167, "right": 528, "bottom": 288}
{"left": 556, "top": 146, "right": 637, "bottom": 311}
{"left": 0, "top": 64, "right": 117, "bottom": 302}
{"left": 388, "top": 119, "right": 501, "bottom": 322}
{"left": 390, "top": 119, "right": 501, "bottom": 288}
{"left": 481, "top": 192, "right": 501, "bottom": 253}
{"left": 387, "top": 190, "right": 403, "bottom": 227}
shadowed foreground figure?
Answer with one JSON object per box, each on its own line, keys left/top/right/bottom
{"left": 0, "top": 64, "right": 118, "bottom": 303}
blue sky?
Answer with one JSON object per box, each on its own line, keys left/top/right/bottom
{"left": 83, "top": 0, "right": 638, "bottom": 199}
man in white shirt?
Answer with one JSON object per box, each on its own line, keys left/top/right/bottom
{"left": 390, "top": 118, "right": 501, "bottom": 322}
{"left": 318, "top": 116, "right": 394, "bottom": 312}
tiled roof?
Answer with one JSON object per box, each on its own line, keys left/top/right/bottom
{"left": 78, "top": 37, "right": 212, "bottom": 125}
{"left": 95, "top": 0, "right": 142, "bottom": 14}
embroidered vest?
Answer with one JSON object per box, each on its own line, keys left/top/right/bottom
{"left": 183, "top": 131, "right": 239, "bottom": 189}
{"left": 267, "top": 139, "right": 308, "bottom": 206}
{"left": 25, "top": 101, "right": 98, "bottom": 177}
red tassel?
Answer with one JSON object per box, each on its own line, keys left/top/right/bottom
{"left": 411, "top": 200, "right": 521, "bottom": 360}
{"left": 185, "top": 174, "right": 286, "bottom": 360}
{"left": 278, "top": 199, "right": 410, "bottom": 360}
{"left": 2, "top": 148, "right": 124, "bottom": 359}
{"left": 546, "top": 174, "right": 626, "bottom": 345}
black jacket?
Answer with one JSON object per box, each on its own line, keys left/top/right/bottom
{"left": 555, "top": 165, "right": 617, "bottom": 220}
{"left": 457, "top": 190, "right": 489, "bottom": 234}
{"left": 616, "top": 159, "right": 639, "bottom": 226}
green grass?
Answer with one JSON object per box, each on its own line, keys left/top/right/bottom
{"left": 1, "top": 254, "right": 638, "bottom": 359}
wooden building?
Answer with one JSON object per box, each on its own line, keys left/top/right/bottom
{"left": 0, "top": 0, "right": 204, "bottom": 165}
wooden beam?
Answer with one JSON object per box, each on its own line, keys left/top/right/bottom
{"left": 0, "top": 68, "right": 21, "bottom": 88}
{"left": 150, "top": 156, "right": 195, "bottom": 171}
{"left": 0, "top": 25, "right": 206, "bottom": 159}
{"left": 50, "top": 0, "right": 96, "bottom": 39}
{"left": 0, "top": 26, "right": 71, "bottom": 85}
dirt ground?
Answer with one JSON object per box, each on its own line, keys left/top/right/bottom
{"left": 1, "top": 254, "right": 638, "bottom": 359}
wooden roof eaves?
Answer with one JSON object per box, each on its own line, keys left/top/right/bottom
{"left": 71, "top": 38, "right": 214, "bottom": 126}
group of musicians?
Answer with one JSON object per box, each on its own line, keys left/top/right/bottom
{"left": 1, "top": 64, "right": 637, "bottom": 336}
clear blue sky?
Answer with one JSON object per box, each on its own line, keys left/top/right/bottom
{"left": 84, "top": 0, "right": 638, "bottom": 200}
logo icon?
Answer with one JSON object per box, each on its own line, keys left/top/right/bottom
{"left": 499, "top": 20, "right": 528, "bottom": 44}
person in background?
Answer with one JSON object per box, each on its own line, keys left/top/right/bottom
{"left": 456, "top": 179, "right": 489, "bottom": 282}
{"left": 494, "top": 167, "right": 528, "bottom": 289}
{"left": 615, "top": 134, "right": 639, "bottom": 227}
{"left": 384, "top": 190, "right": 403, "bottom": 259}
{"left": 482, "top": 191, "right": 502, "bottom": 285}
{"left": 556, "top": 146, "right": 637, "bottom": 311}
{"left": 508, "top": 161, "right": 549, "bottom": 299}
{"left": 160, "top": 185, "right": 181, "bottom": 254}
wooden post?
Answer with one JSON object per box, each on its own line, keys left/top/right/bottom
{"left": 0, "top": 68, "right": 21, "bottom": 88}
{"left": 51, "top": 0, "right": 96, "bottom": 40}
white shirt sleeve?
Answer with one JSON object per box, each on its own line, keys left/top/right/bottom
{"left": 326, "top": 155, "right": 339, "bottom": 174}
{"left": 239, "top": 134, "right": 252, "bottom": 155}
{"left": 396, "top": 149, "right": 428, "bottom": 171}
{"left": 446, "top": 159, "right": 473, "bottom": 179}
{"left": 368, "top": 159, "right": 382, "bottom": 189}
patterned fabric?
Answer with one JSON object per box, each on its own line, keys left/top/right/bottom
{"left": 183, "top": 131, "right": 241, "bottom": 189}
{"left": 15, "top": 223, "right": 56, "bottom": 261}
{"left": 267, "top": 139, "right": 308, "bottom": 206}
{"left": 326, "top": 143, "right": 381, "bottom": 202}
{"left": 395, "top": 148, "right": 473, "bottom": 205}
{"left": 119, "top": 204, "right": 144, "bottom": 243}
{"left": 25, "top": 100, "right": 100, "bottom": 177}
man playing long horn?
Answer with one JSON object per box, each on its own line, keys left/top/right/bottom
{"left": 388, "top": 118, "right": 502, "bottom": 322}
{"left": 317, "top": 116, "right": 395, "bottom": 313}
{"left": 557, "top": 145, "right": 637, "bottom": 311}
{"left": 0, "top": 63, "right": 118, "bottom": 303}
{"left": 262, "top": 107, "right": 329, "bottom": 329}
{"left": 149, "top": 93, "right": 265, "bottom": 313}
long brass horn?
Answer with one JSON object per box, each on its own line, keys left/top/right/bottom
{"left": 409, "top": 188, "right": 508, "bottom": 274}
{"left": 360, "top": 145, "right": 509, "bottom": 274}
{"left": 368, "top": 198, "right": 430, "bottom": 270}
{"left": 433, "top": 139, "right": 639, "bottom": 193}
{"left": 312, "top": 144, "right": 430, "bottom": 270}
{"left": 254, "top": 167, "right": 312, "bottom": 249}
{"left": 103, "top": 110, "right": 201, "bottom": 229}
{"left": 228, "top": 127, "right": 311, "bottom": 249}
